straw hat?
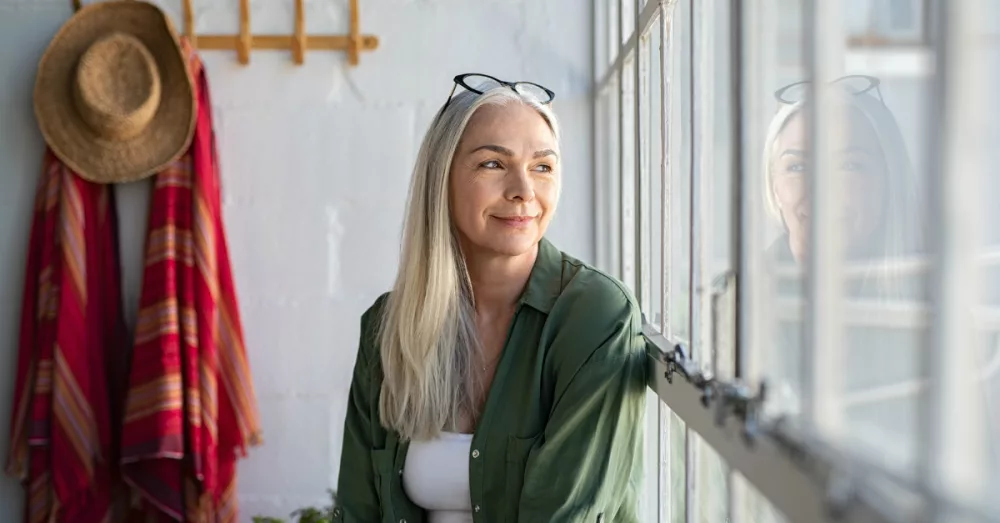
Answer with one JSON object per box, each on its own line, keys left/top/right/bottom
{"left": 34, "top": 1, "right": 196, "bottom": 184}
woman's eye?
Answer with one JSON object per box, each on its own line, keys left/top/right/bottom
{"left": 534, "top": 164, "right": 553, "bottom": 173}
{"left": 480, "top": 160, "right": 502, "bottom": 169}
{"left": 841, "top": 161, "right": 862, "bottom": 172}
{"left": 787, "top": 163, "right": 806, "bottom": 173}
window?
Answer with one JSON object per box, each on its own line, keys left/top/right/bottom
{"left": 594, "top": 0, "right": 1000, "bottom": 521}
{"left": 845, "top": 0, "right": 930, "bottom": 47}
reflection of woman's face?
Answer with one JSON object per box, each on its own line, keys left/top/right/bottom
{"left": 770, "top": 108, "right": 888, "bottom": 263}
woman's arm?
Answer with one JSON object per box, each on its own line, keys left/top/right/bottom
{"left": 517, "top": 281, "right": 648, "bottom": 523}
{"left": 334, "top": 304, "right": 383, "bottom": 522}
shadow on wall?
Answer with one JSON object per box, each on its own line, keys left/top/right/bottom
{"left": 0, "top": 4, "right": 76, "bottom": 520}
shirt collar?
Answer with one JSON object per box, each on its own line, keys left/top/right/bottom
{"left": 518, "top": 237, "right": 563, "bottom": 314}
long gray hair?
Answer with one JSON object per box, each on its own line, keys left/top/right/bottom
{"left": 377, "top": 87, "right": 560, "bottom": 441}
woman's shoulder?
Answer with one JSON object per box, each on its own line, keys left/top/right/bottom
{"left": 541, "top": 248, "right": 645, "bottom": 375}
{"left": 548, "top": 249, "right": 641, "bottom": 334}
{"left": 356, "top": 291, "right": 391, "bottom": 365}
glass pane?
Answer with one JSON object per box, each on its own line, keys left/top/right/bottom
{"left": 695, "top": 435, "right": 729, "bottom": 523}
{"left": 667, "top": 0, "right": 693, "bottom": 343}
{"left": 622, "top": 0, "right": 635, "bottom": 44}
{"left": 649, "top": 15, "right": 665, "bottom": 332}
{"left": 610, "top": 0, "right": 621, "bottom": 65}
{"left": 609, "top": 73, "right": 622, "bottom": 280}
{"left": 622, "top": 54, "right": 637, "bottom": 292}
{"left": 732, "top": 473, "right": 791, "bottom": 523}
{"left": 596, "top": 0, "right": 610, "bottom": 78}
{"left": 696, "top": 0, "right": 737, "bottom": 378}
{"left": 595, "top": 86, "right": 614, "bottom": 272}
{"left": 844, "top": 0, "right": 928, "bottom": 46}
{"left": 963, "top": 0, "right": 999, "bottom": 507}
{"left": 662, "top": 406, "right": 687, "bottom": 523}
{"left": 639, "top": 31, "right": 653, "bottom": 315}
{"left": 755, "top": 0, "right": 807, "bottom": 422}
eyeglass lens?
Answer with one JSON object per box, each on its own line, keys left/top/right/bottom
{"left": 459, "top": 75, "right": 551, "bottom": 103}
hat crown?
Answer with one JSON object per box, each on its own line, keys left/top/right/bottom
{"left": 72, "top": 32, "right": 161, "bottom": 141}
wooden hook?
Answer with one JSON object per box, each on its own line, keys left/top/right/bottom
{"left": 238, "top": 0, "right": 251, "bottom": 65}
{"left": 189, "top": 0, "right": 379, "bottom": 66}
{"left": 72, "top": 0, "right": 81, "bottom": 11}
{"left": 183, "top": 0, "right": 196, "bottom": 48}
{"left": 292, "top": 0, "right": 306, "bottom": 65}
{"left": 347, "top": 0, "right": 360, "bottom": 66}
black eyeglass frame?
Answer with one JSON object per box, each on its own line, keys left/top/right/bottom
{"left": 438, "top": 73, "right": 556, "bottom": 115}
{"left": 773, "top": 74, "right": 885, "bottom": 106}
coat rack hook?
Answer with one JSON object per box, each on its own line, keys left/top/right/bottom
{"left": 347, "top": 0, "right": 360, "bottom": 66}
{"left": 237, "top": 0, "right": 251, "bottom": 65}
{"left": 72, "top": 0, "right": 81, "bottom": 11}
{"left": 292, "top": 0, "right": 306, "bottom": 65}
{"left": 183, "top": 0, "right": 196, "bottom": 47}
{"left": 188, "top": 0, "right": 378, "bottom": 66}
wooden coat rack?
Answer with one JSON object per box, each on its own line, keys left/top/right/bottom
{"left": 72, "top": 0, "right": 379, "bottom": 66}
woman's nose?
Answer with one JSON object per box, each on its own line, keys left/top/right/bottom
{"left": 504, "top": 168, "right": 535, "bottom": 202}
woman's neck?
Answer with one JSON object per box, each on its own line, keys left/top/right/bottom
{"left": 464, "top": 243, "right": 538, "bottom": 315}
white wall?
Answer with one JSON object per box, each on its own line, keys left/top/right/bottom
{"left": 0, "top": 0, "right": 593, "bottom": 520}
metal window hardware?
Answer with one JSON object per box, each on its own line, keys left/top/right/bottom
{"left": 643, "top": 321, "right": 768, "bottom": 446}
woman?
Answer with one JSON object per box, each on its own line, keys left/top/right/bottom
{"left": 762, "top": 76, "right": 923, "bottom": 300}
{"left": 333, "top": 74, "right": 648, "bottom": 523}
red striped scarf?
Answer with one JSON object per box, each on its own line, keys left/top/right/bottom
{"left": 120, "top": 50, "right": 262, "bottom": 523}
{"left": 7, "top": 49, "right": 261, "bottom": 523}
{"left": 6, "top": 150, "right": 123, "bottom": 523}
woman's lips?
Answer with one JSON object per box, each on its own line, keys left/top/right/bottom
{"left": 493, "top": 215, "right": 535, "bottom": 228}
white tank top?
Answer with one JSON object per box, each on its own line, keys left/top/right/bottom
{"left": 402, "top": 432, "right": 474, "bottom": 523}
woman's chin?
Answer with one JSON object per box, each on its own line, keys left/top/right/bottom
{"left": 476, "top": 233, "right": 540, "bottom": 258}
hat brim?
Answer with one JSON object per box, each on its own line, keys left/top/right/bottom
{"left": 34, "top": 1, "right": 196, "bottom": 184}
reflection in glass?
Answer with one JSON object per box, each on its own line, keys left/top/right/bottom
{"left": 622, "top": 55, "right": 638, "bottom": 292}
{"left": 667, "top": 0, "right": 693, "bottom": 342}
{"left": 762, "top": 80, "right": 927, "bottom": 467}
{"left": 649, "top": 17, "right": 665, "bottom": 333}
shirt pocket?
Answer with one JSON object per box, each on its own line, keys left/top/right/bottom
{"left": 504, "top": 433, "right": 542, "bottom": 523}
{"left": 371, "top": 448, "right": 396, "bottom": 523}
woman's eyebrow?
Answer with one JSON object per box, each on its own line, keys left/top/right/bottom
{"left": 468, "top": 144, "right": 560, "bottom": 160}
{"left": 534, "top": 149, "right": 559, "bottom": 159}
{"left": 470, "top": 144, "right": 515, "bottom": 156}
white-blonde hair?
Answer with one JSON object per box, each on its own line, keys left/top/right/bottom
{"left": 762, "top": 89, "right": 923, "bottom": 299}
{"left": 378, "top": 86, "right": 560, "bottom": 441}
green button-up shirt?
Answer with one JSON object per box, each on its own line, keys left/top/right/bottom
{"left": 333, "top": 238, "right": 648, "bottom": 523}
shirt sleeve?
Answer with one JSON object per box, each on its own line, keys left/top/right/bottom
{"left": 517, "top": 280, "right": 649, "bottom": 523}
{"left": 333, "top": 302, "right": 384, "bottom": 523}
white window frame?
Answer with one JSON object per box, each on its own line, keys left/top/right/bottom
{"left": 592, "top": 0, "right": 1000, "bottom": 522}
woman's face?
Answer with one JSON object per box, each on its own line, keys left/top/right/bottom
{"left": 770, "top": 107, "right": 888, "bottom": 262}
{"left": 449, "top": 102, "right": 560, "bottom": 258}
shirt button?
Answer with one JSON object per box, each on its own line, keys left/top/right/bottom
{"left": 399, "top": 520, "right": 407, "bottom": 523}
{"left": 474, "top": 505, "right": 481, "bottom": 512}
{"left": 398, "top": 468, "right": 403, "bottom": 475}
{"left": 471, "top": 449, "right": 480, "bottom": 459}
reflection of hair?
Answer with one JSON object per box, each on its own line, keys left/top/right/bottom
{"left": 762, "top": 90, "right": 922, "bottom": 298}
{"left": 378, "top": 88, "right": 560, "bottom": 440}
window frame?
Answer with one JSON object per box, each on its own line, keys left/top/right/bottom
{"left": 592, "top": 0, "right": 999, "bottom": 522}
